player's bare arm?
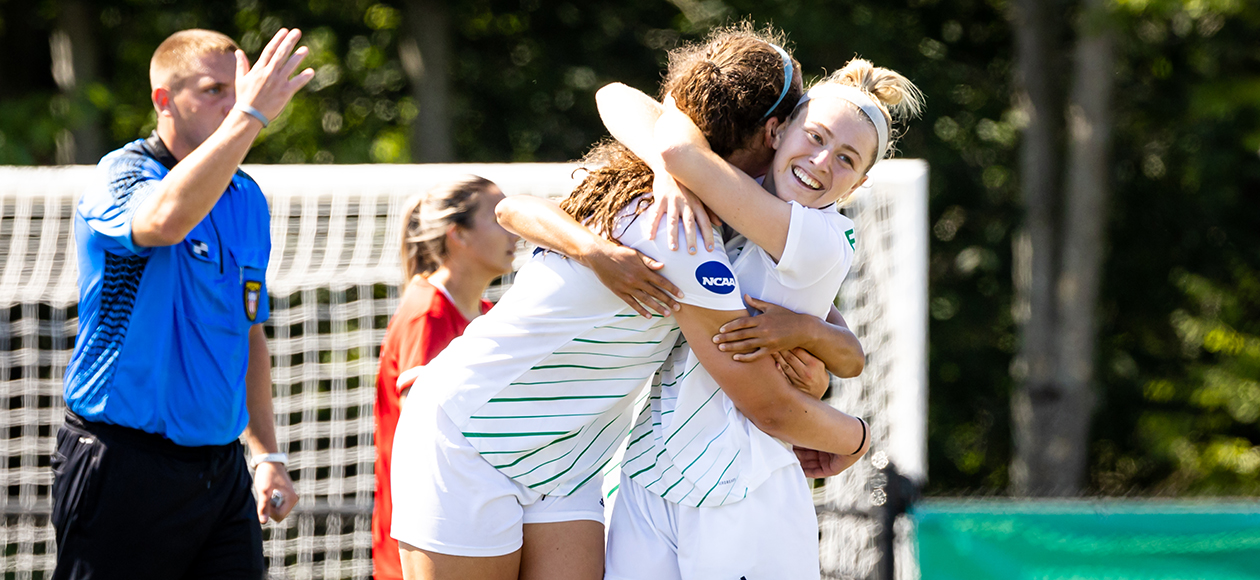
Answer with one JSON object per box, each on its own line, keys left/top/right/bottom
{"left": 495, "top": 195, "right": 682, "bottom": 317}
{"left": 597, "top": 83, "right": 667, "bottom": 169}
{"left": 655, "top": 100, "right": 794, "bottom": 261}
{"left": 756, "top": 328, "right": 864, "bottom": 478}
{"left": 597, "top": 82, "right": 717, "bottom": 252}
{"left": 769, "top": 328, "right": 862, "bottom": 478}
{"left": 132, "top": 28, "right": 314, "bottom": 247}
{"left": 715, "top": 298, "right": 864, "bottom": 378}
{"left": 243, "top": 324, "right": 297, "bottom": 524}
{"left": 675, "top": 303, "right": 869, "bottom": 458}
{"left": 600, "top": 83, "right": 788, "bottom": 257}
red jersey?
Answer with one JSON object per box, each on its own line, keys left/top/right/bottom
{"left": 373, "top": 278, "right": 491, "bottom": 579}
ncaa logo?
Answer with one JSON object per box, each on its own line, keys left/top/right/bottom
{"left": 695, "top": 261, "right": 736, "bottom": 295}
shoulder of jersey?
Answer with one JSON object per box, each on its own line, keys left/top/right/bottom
{"left": 830, "top": 209, "right": 856, "bottom": 226}
{"left": 234, "top": 168, "right": 261, "bottom": 191}
{"left": 100, "top": 141, "right": 157, "bottom": 171}
{"left": 402, "top": 280, "right": 440, "bottom": 314}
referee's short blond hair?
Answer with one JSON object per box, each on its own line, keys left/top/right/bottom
{"left": 149, "top": 29, "right": 240, "bottom": 91}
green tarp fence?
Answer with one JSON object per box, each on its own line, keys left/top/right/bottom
{"left": 916, "top": 500, "right": 1260, "bottom": 580}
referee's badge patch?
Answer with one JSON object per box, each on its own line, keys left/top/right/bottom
{"left": 244, "top": 280, "right": 262, "bottom": 321}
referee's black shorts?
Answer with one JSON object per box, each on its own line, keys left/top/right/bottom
{"left": 51, "top": 411, "right": 265, "bottom": 580}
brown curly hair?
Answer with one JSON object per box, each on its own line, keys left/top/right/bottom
{"left": 560, "top": 23, "right": 803, "bottom": 239}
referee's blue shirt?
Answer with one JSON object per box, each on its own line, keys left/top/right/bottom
{"left": 64, "top": 134, "right": 272, "bottom": 447}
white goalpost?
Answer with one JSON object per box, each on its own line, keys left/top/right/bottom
{"left": 822, "top": 160, "right": 930, "bottom": 580}
{"left": 0, "top": 160, "right": 927, "bottom": 579}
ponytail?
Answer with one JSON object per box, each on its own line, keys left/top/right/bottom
{"left": 401, "top": 175, "right": 498, "bottom": 281}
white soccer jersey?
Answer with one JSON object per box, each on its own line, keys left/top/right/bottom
{"left": 622, "top": 201, "right": 857, "bottom": 507}
{"left": 395, "top": 197, "right": 747, "bottom": 498}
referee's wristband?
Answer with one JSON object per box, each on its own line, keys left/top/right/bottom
{"left": 249, "top": 452, "right": 288, "bottom": 469}
{"left": 234, "top": 104, "right": 270, "bottom": 128}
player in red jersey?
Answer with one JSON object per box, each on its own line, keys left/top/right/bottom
{"left": 373, "top": 176, "right": 519, "bottom": 580}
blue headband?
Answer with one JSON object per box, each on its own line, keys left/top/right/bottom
{"left": 761, "top": 43, "right": 794, "bottom": 121}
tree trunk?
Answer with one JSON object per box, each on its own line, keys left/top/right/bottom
{"left": 51, "top": 0, "right": 104, "bottom": 165}
{"left": 1051, "top": 0, "right": 1115, "bottom": 493}
{"left": 0, "top": 38, "right": 7, "bottom": 100}
{"left": 400, "top": 0, "right": 454, "bottom": 162}
{"left": 1009, "top": 0, "right": 1067, "bottom": 496}
{"left": 1010, "top": 0, "right": 1115, "bottom": 496}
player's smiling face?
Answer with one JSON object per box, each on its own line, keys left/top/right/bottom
{"left": 766, "top": 98, "right": 878, "bottom": 208}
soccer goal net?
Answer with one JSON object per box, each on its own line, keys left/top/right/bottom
{"left": 0, "top": 160, "right": 926, "bottom": 579}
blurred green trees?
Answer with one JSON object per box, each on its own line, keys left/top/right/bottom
{"left": 0, "top": 0, "right": 685, "bottom": 164}
{"left": 1089, "top": 0, "right": 1260, "bottom": 495}
{"left": 0, "top": 0, "right": 1257, "bottom": 496}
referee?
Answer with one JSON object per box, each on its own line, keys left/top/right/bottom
{"left": 52, "top": 28, "right": 313, "bottom": 579}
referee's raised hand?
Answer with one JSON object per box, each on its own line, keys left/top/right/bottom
{"left": 233, "top": 28, "right": 315, "bottom": 124}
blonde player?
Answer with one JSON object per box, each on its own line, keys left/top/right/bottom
{"left": 500, "top": 53, "right": 920, "bottom": 577}
{"left": 597, "top": 58, "right": 924, "bottom": 579}
{"left": 389, "top": 26, "right": 870, "bottom": 580}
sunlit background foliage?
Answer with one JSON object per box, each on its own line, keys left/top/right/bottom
{"left": 0, "top": 0, "right": 1257, "bottom": 495}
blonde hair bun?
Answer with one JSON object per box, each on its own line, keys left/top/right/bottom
{"left": 808, "top": 57, "right": 924, "bottom": 163}
{"left": 830, "top": 57, "right": 925, "bottom": 122}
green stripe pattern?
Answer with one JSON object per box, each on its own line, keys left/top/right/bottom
{"left": 620, "top": 338, "right": 796, "bottom": 508}
{"left": 462, "top": 313, "right": 683, "bottom": 497}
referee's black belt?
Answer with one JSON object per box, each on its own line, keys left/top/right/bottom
{"left": 63, "top": 410, "right": 239, "bottom": 461}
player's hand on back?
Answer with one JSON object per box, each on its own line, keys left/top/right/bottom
{"left": 234, "top": 28, "right": 316, "bottom": 123}
{"left": 774, "top": 348, "right": 829, "bottom": 400}
{"left": 793, "top": 446, "right": 851, "bottom": 479}
{"left": 253, "top": 460, "right": 298, "bottom": 524}
{"left": 587, "top": 242, "right": 683, "bottom": 318}
{"left": 644, "top": 173, "right": 718, "bottom": 254}
{"left": 713, "top": 295, "right": 815, "bottom": 362}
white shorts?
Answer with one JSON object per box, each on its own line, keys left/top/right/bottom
{"left": 390, "top": 395, "right": 606, "bottom": 557}
{"left": 604, "top": 464, "right": 820, "bottom": 580}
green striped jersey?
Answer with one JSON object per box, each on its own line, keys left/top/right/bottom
{"left": 406, "top": 199, "right": 746, "bottom": 497}
{"left": 623, "top": 201, "right": 857, "bottom": 507}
